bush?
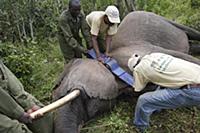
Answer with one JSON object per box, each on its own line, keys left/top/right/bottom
{"left": 0, "top": 39, "right": 64, "bottom": 101}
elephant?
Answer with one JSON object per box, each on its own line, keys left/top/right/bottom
{"left": 52, "top": 11, "right": 200, "bottom": 133}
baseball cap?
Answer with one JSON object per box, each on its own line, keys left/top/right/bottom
{"left": 105, "top": 5, "right": 120, "bottom": 23}
{"left": 128, "top": 54, "right": 141, "bottom": 71}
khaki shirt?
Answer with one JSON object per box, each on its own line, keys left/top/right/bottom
{"left": 86, "top": 11, "right": 118, "bottom": 36}
{"left": 133, "top": 53, "right": 200, "bottom": 92}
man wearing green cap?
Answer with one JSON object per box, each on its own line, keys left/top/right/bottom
{"left": 0, "top": 61, "right": 53, "bottom": 133}
{"left": 57, "top": 0, "right": 91, "bottom": 63}
{"left": 86, "top": 5, "right": 120, "bottom": 62}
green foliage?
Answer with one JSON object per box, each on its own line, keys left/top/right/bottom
{"left": 0, "top": 0, "right": 68, "bottom": 42}
{"left": 0, "top": 40, "right": 64, "bottom": 101}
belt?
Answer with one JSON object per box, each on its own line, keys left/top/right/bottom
{"left": 184, "top": 84, "right": 200, "bottom": 89}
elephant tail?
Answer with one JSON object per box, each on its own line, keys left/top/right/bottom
{"left": 165, "top": 19, "right": 200, "bottom": 41}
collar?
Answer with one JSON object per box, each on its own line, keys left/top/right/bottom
{"left": 133, "top": 58, "right": 141, "bottom": 68}
{"left": 66, "top": 10, "right": 81, "bottom": 22}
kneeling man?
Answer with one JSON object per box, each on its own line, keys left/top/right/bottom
{"left": 128, "top": 53, "right": 200, "bottom": 132}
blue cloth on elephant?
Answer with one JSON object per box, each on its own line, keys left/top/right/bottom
{"left": 87, "top": 49, "right": 134, "bottom": 86}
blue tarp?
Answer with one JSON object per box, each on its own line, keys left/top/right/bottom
{"left": 87, "top": 49, "right": 135, "bottom": 86}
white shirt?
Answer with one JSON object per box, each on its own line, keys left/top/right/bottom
{"left": 133, "top": 53, "right": 200, "bottom": 92}
{"left": 86, "top": 11, "right": 118, "bottom": 36}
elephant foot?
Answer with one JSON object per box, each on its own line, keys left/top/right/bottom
{"left": 190, "top": 43, "right": 200, "bottom": 55}
{"left": 78, "top": 121, "right": 84, "bottom": 133}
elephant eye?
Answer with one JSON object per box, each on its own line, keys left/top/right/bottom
{"left": 135, "top": 54, "right": 138, "bottom": 57}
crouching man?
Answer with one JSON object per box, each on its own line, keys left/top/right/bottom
{"left": 128, "top": 53, "right": 200, "bottom": 133}
{"left": 0, "top": 61, "right": 53, "bottom": 133}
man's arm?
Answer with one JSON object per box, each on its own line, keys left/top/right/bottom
{"left": 133, "top": 70, "right": 149, "bottom": 92}
{"left": 59, "top": 16, "right": 86, "bottom": 52}
{"left": 105, "top": 35, "right": 112, "bottom": 56}
{"left": 91, "top": 35, "right": 101, "bottom": 59}
{"left": 0, "top": 87, "right": 33, "bottom": 123}
{"left": 3, "top": 64, "right": 40, "bottom": 111}
{"left": 0, "top": 87, "right": 24, "bottom": 119}
{"left": 80, "top": 12, "right": 92, "bottom": 49}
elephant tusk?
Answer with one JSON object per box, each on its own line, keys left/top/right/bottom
{"left": 30, "top": 89, "right": 80, "bottom": 119}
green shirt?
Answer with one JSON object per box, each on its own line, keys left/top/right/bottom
{"left": 0, "top": 62, "right": 42, "bottom": 119}
{"left": 58, "top": 10, "right": 91, "bottom": 61}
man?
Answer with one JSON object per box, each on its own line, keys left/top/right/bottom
{"left": 0, "top": 61, "right": 53, "bottom": 133}
{"left": 58, "top": 0, "right": 91, "bottom": 62}
{"left": 127, "top": 53, "right": 200, "bottom": 132}
{"left": 86, "top": 5, "right": 120, "bottom": 62}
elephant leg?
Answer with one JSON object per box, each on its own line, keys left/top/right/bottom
{"left": 189, "top": 43, "right": 200, "bottom": 55}
{"left": 54, "top": 92, "right": 88, "bottom": 133}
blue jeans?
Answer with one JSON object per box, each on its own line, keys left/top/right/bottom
{"left": 134, "top": 87, "right": 200, "bottom": 129}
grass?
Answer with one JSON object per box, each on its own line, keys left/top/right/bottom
{"left": 81, "top": 101, "right": 200, "bottom": 133}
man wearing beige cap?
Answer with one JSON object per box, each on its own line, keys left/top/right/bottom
{"left": 127, "top": 53, "right": 200, "bottom": 132}
{"left": 86, "top": 5, "right": 120, "bottom": 62}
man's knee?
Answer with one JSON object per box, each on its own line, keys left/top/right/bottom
{"left": 137, "top": 93, "right": 150, "bottom": 107}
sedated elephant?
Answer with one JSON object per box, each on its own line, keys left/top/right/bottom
{"left": 52, "top": 11, "right": 200, "bottom": 133}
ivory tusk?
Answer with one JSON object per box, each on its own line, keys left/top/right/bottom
{"left": 30, "top": 89, "right": 80, "bottom": 119}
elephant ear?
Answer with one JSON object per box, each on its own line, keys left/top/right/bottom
{"left": 111, "top": 11, "right": 189, "bottom": 53}
{"left": 53, "top": 59, "right": 119, "bottom": 100}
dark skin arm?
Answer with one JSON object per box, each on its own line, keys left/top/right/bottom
{"left": 91, "top": 35, "right": 112, "bottom": 62}
{"left": 103, "top": 15, "right": 114, "bottom": 57}
{"left": 105, "top": 35, "right": 112, "bottom": 56}
{"left": 91, "top": 35, "right": 104, "bottom": 62}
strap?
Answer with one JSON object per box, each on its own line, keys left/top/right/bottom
{"left": 87, "top": 49, "right": 135, "bottom": 86}
{"left": 188, "top": 84, "right": 200, "bottom": 88}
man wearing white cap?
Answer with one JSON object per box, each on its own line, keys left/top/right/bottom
{"left": 128, "top": 53, "right": 200, "bottom": 132}
{"left": 86, "top": 5, "right": 120, "bottom": 62}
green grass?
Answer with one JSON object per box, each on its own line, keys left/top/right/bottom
{"left": 81, "top": 101, "right": 200, "bottom": 133}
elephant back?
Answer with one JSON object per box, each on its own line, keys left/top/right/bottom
{"left": 111, "top": 11, "right": 189, "bottom": 53}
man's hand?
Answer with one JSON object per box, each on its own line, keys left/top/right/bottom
{"left": 18, "top": 112, "right": 32, "bottom": 124}
{"left": 27, "top": 105, "right": 40, "bottom": 114}
{"left": 83, "top": 49, "right": 88, "bottom": 54}
{"left": 27, "top": 105, "right": 43, "bottom": 119}
{"left": 105, "top": 52, "right": 112, "bottom": 57}
{"left": 79, "top": 46, "right": 88, "bottom": 54}
{"left": 97, "top": 56, "right": 104, "bottom": 63}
